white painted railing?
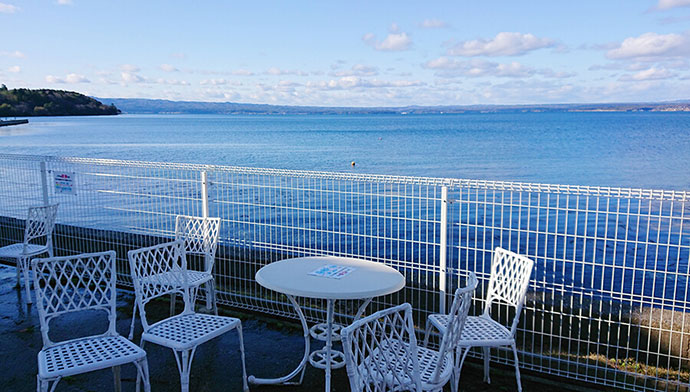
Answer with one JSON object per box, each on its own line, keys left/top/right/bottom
{"left": 0, "top": 153, "right": 688, "bottom": 391}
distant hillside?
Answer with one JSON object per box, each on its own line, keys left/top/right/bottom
{"left": 102, "top": 97, "right": 690, "bottom": 115}
{"left": 0, "top": 86, "right": 119, "bottom": 117}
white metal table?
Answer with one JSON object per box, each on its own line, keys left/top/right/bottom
{"left": 248, "top": 255, "right": 405, "bottom": 391}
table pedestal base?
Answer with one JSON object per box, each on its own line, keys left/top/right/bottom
{"left": 310, "top": 322, "right": 342, "bottom": 341}
{"left": 249, "top": 296, "right": 373, "bottom": 391}
{"left": 309, "top": 348, "right": 345, "bottom": 369}
{"left": 248, "top": 294, "right": 310, "bottom": 386}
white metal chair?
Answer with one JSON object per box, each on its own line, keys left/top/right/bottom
{"left": 341, "top": 273, "right": 476, "bottom": 392}
{"left": 32, "top": 250, "right": 150, "bottom": 392}
{"left": 128, "top": 215, "right": 221, "bottom": 340}
{"left": 0, "top": 203, "right": 58, "bottom": 304}
{"left": 171, "top": 215, "right": 221, "bottom": 315}
{"left": 424, "top": 247, "right": 534, "bottom": 392}
{"left": 127, "top": 240, "right": 248, "bottom": 392}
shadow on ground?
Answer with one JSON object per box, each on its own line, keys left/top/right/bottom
{"left": 0, "top": 265, "right": 612, "bottom": 392}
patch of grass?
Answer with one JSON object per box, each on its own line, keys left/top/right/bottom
{"left": 545, "top": 350, "right": 690, "bottom": 386}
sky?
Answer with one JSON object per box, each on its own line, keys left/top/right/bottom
{"left": 2, "top": 0, "right": 690, "bottom": 107}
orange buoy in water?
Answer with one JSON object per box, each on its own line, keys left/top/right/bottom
{"left": 351, "top": 161, "right": 356, "bottom": 166}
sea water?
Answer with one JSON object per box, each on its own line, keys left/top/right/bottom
{"left": 2, "top": 112, "right": 689, "bottom": 190}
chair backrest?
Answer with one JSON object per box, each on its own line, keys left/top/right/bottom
{"left": 341, "top": 303, "right": 423, "bottom": 392}
{"left": 24, "top": 204, "right": 59, "bottom": 251}
{"left": 127, "top": 240, "right": 190, "bottom": 331}
{"left": 32, "top": 250, "right": 117, "bottom": 348}
{"left": 174, "top": 215, "right": 220, "bottom": 274}
{"left": 483, "top": 247, "right": 535, "bottom": 335}
{"left": 431, "top": 272, "right": 477, "bottom": 383}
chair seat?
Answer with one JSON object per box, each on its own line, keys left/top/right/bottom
{"left": 186, "top": 270, "right": 213, "bottom": 287}
{"left": 429, "top": 313, "right": 513, "bottom": 346}
{"left": 362, "top": 340, "right": 453, "bottom": 390}
{"left": 0, "top": 243, "right": 49, "bottom": 259}
{"left": 141, "top": 270, "right": 213, "bottom": 288}
{"left": 427, "top": 313, "right": 450, "bottom": 333}
{"left": 143, "top": 313, "right": 240, "bottom": 351}
{"left": 38, "top": 335, "right": 146, "bottom": 378}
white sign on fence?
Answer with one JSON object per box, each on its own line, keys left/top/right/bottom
{"left": 54, "top": 171, "right": 76, "bottom": 195}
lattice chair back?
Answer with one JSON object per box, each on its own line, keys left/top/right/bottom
{"left": 341, "top": 303, "right": 423, "bottom": 392}
{"left": 175, "top": 215, "right": 220, "bottom": 274}
{"left": 32, "top": 251, "right": 117, "bottom": 348}
{"left": 24, "top": 204, "right": 59, "bottom": 253}
{"left": 484, "top": 247, "right": 535, "bottom": 335}
{"left": 431, "top": 272, "right": 477, "bottom": 382}
{"left": 127, "top": 240, "right": 189, "bottom": 331}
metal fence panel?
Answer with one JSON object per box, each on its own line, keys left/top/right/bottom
{"left": 0, "top": 153, "right": 688, "bottom": 391}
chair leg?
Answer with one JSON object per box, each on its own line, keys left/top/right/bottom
{"left": 128, "top": 302, "right": 137, "bottom": 340}
{"left": 511, "top": 342, "right": 522, "bottom": 392}
{"left": 21, "top": 258, "right": 33, "bottom": 304}
{"left": 450, "top": 345, "right": 462, "bottom": 392}
{"left": 236, "top": 323, "right": 249, "bottom": 392}
{"left": 456, "top": 346, "right": 471, "bottom": 390}
{"left": 16, "top": 259, "right": 21, "bottom": 288}
{"left": 112, "top": 365, "right": 122, "bottom": 392}
{"left": 135, "top": 357, "right": 151, "bottom": 392}
{"left": 423, "top": 319, "right": 433, "bottom": 347}
{"left": 209, "top": 280, "right": 218, "bottom": 315}
{"left": 482, "top": 346, "right": 491, "bottom": 384}
{"left": 172, "top": 348, "right": 196, "bottom": 392}
{"left": 37, "top": 375, "right": 60, "bottom": 392}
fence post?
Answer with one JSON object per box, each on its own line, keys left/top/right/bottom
{"left": 40, "top": 161, "right": 49, "bottom": 205}
{"left": 200, "top": 170, "right": 212, "bottom": 309}
{"left": 201, "top": 171, "right": 209, "bottom": 218}
{"left": 439, "top": 186, "right": 448, "bottom": 314}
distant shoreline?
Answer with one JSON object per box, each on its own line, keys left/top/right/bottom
{"left": 98, "top": 97, "right": 690, "bottom": 115}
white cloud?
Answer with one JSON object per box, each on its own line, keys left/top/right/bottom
{"left": 56, "top": 0, "right": 73, "bottom": 5}
{"left": 656, "top": 0, "right": 690, "bottom": 10}
{"left": 45, "top": 73, "right": 90, "bottom": 83}
{"left": 7, "top": 65, "right": 20, "bottom": 73}
{"left": 606, "top": 32, "right": 690, "bottom": 59}
{"left": 363, "top": 26, "right": 412, "bottom": 52}
{"left": 538, "top": 69, "right": 576, "bottom": 78}
{"left": 0, "top": 50, "right": 24, "bottom": 58}
{"left": 232, "top": 69, "right": 254, "bottom": 76}
{"left": 200, "top": 78, "right": 242, "bottom": 86}
{"left": 45, "top": 75, "right": 63, "bottom": 83}
{"left": 121, "top": 72, "right": 145, "bottom": 83}
{"left": 155, "top": 78, "right": 190, "bottom": 86}
{"left": 378, "top": 33, "right": 412, "bottom": 51}
{"left": 265, "top": 67, "right": 308, "bottom": 76}
{"left": 331, "top": 64, "right": 379, "bottom": 77}
{"left": 306, "top": 77, "right": 422, "bottom": 90}
{"left": 419, "top": 19, "right": 447, "bottom": 29}
{"left": 424, "top": 57, "right": 535, "bottom": 77}
{"left": 448, "top": 32, "right": 554, "bottom": 57}
{"left": 619, "top": 67, "right": 676, "bottom": 81}
{"left": 0, "top": 2, "right": 18, "bottom": 13}
{"left": 120, "top": 64, "right": 141, "bottom": 72}
{"left": 65, "top": 73, "right": 90, "bottom": 83}
{"left": 160, "top": 64, "right": 179, "bottom": 72}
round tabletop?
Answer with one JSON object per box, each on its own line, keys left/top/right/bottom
{"left": 255, "top": 256, "right": 405, "bottom": 300}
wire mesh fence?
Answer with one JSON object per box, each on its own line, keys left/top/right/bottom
{"left": 0, "top": 153, "right": 688, "bottom": 391}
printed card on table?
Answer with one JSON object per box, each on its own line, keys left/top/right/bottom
{"left": 309, "top": 264, "right": 356, "bottom": 279}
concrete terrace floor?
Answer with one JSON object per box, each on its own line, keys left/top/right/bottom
{"left": 0, "top": 264, "right": 612, "bottom": 392}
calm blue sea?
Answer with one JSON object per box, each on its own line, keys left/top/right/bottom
{"left": 2, "top": 112, "right": 690, "bottom": 190}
